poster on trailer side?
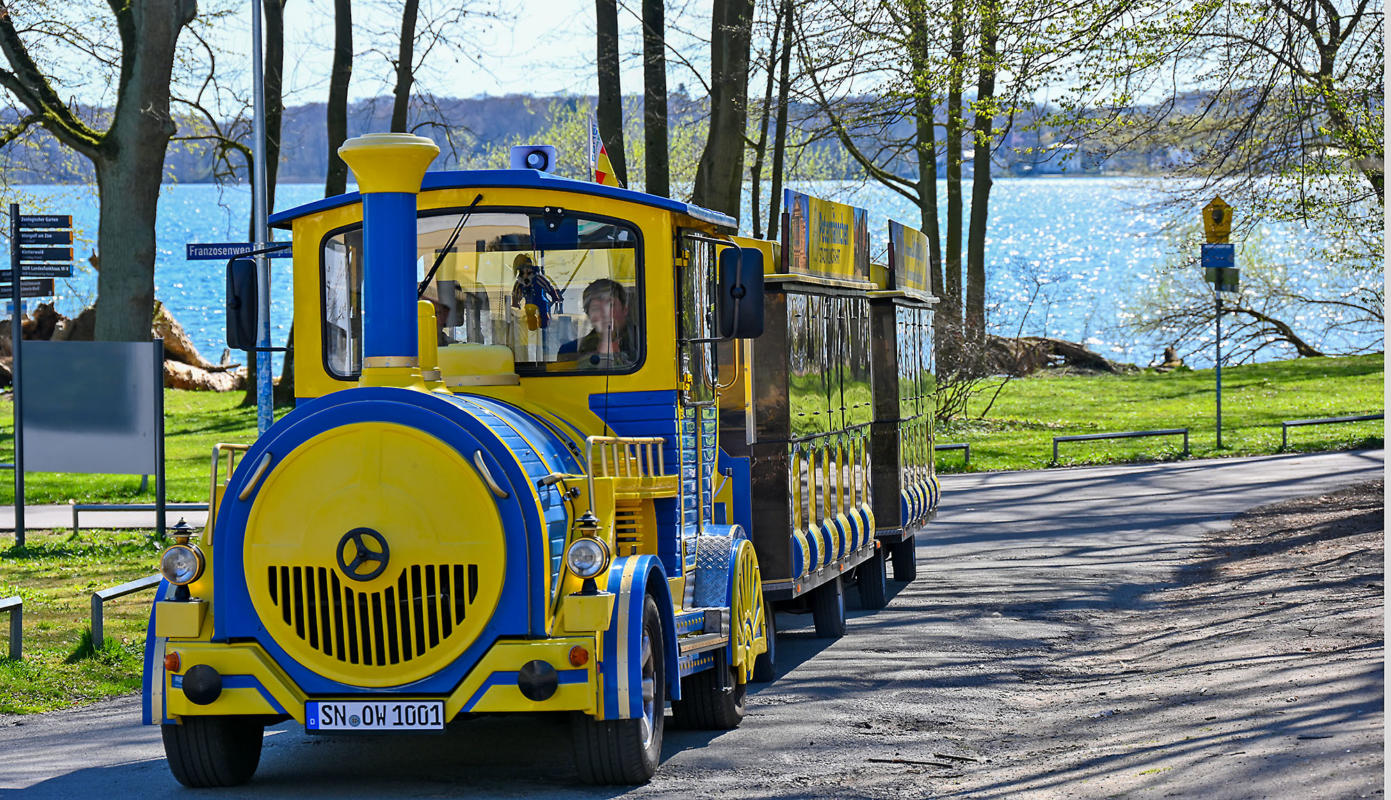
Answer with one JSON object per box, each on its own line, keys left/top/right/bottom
{"left": 783, "top": 189, "right": 870, "bottom": 282}
{"left": 887, "top": 220, "right": 932, "bottom": 294}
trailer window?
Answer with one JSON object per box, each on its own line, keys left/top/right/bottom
{"left": 321, "top": 208, "right": 643, "bottom": 379}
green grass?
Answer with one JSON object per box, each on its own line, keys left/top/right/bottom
{"left": 937, "top": 354, "right": 1384, "bottom": 472}
{"left": 0, "top": 390, "right": 270, "bottom": 504}
{"left": 0, "top": 529, "right": 161, "bottom": 713}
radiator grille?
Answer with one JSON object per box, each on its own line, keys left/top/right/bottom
{"left": 266, "top": 564, "right": 480, "bottom": 666}
{"left": 614, "top": 501, "right": 643, "bottom": 556}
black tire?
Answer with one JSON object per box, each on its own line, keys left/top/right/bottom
{"left": 671, "top": 661, "right": 745, "bottom": 730}
{"left": 572, "top": 594, "right": 665, "bottom": 784}
{"left": 751, "top": 605, "right": 777, "bottom": 683}
{"left": 857, "top": 549, "right": 889, "bottom": 610}
{"left": 890, "top": 536, "right": 918, "bottom": 582}
{"left": 161, "top": 715, "right": 264, "bottom": 788}
{"left": 812, "top": 575, "right": 846, "bottom": 638}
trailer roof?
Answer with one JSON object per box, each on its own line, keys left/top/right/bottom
{"left": 268, "top": 169, "right": 737, "bottom": 230}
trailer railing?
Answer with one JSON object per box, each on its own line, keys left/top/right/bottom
{"left": 91, "top": 574, "right": 161, "bottom": 648}
{"left": 1053, "top": 428, "right": 1189, "bottom": 464}
{"left": 1281, "top": 413, "right": 1383, "bottom": 450}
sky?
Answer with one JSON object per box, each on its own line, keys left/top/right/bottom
{"left": 235, "top": 0, "right": 716, "bottom": 105}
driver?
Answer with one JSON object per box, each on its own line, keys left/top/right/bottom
{"left": 559, "top": 278, "right": 636, "bottom": 367}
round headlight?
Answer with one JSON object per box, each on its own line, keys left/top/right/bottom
{"left": 160, "top": 543, "right": 205, "bottom": 585}
{"left": 565, "top": 538, "right": 610, "bottom": 579}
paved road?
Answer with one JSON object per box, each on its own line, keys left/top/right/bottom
{"left": 1, "top": 450, "right": 1381, "bottom": 799}
{"left": 0, "top": 504, "right": 208, "bottom": 533}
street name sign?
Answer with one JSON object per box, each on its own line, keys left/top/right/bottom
{"left": 0, "top": 278, "right": 55, "bottom": 298}
{"left": 17, "top": 214, "right": 72, "bottom": 229}
{"left": 186, "top": 242, "right": 292, "bottom": 260}
{"left": 18, "top": 229, "right": 72, "bottom": 245}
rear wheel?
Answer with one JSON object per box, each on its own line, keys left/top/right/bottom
{"left": 857, "top": 549, "right": 889, "bottom": 610}
{"left": 751, "top": 606, "right": 777, "bottom": 683}
{"left": 671, "top": 661, "right": 745, "bottom": 730}
{"left": 572, "top": 595, "right": 665, "bottom": 784}
{"left": 890, "top": 536, "right": 918, "bottom": 582}
{"left": 161, "top": 715, "right": 264, "bottom": 788}
{"left": 812, "top": 575, "right": 846, "bottom": 638}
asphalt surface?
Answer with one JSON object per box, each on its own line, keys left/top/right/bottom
{"left": 0, "top": 449, "right": 1381, "bottom": 799}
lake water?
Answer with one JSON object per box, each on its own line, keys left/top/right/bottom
{"left": 2, "top": 178, "right": 1375, "bottom": 372}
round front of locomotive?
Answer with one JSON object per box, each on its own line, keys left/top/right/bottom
{"left": 240, "top": 417, "right": 507, "bottom": 688}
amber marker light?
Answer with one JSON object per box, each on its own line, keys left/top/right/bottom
{"left": 164, "top": 651, "right": 182, "bottom": 673}
{"left": 569, "top": 646, "right": 589, "bottom": 667}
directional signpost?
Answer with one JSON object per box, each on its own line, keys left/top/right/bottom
{"left": 7, "top": 204, "right": 68, "bottom": 545}
{"left": 1200, "top": 197, "right": 1237, "bottom": 449}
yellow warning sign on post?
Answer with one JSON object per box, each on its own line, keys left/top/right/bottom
{"left": 1203, "top": 196, "right": 1233, "bottom": 243}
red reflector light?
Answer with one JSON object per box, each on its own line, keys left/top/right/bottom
{"left": 568, "top": 646, "right": 589, "bottom": 667}
{"left": 164, "top": 651, "right": 182, "bottom": 673}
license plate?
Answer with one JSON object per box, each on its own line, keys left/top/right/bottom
{"left": 306, "top": 700, "right": 445, "bottom": 732}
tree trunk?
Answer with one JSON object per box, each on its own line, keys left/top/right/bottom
{"left": 766, "top": 0, "right": 793, "bottom": 235}
{"left": 941, "top": 0, "right": 965, "bottom": 353}
{"left": 391, "top": 0, "right": 420, "bottom": 133}
{"left": 325, "top": 0, "right": 353, "bottom": 197}
{"left": 692, "top": 0, "right": 756, "bottom": 220}
{"left": 91, "top": 0, "right": 196, "bottom": 341}
{"left": 964, "top": 0, "right": 997, "bottom": 349}
{"left": 906, "top": 0, "right": 944, "bottom": 309}
{"left": 264, "top": 0, "right": 286, "bottom": 213}
{"left": 595, "top": 0, "right": 627, "bottom": 186}
{"left": 641, "top": 0, "right": 668, "bottom": 197}
{"left": 748, "top": 6, "right": 781, "bottom": 238}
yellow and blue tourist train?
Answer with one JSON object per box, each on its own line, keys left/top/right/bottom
{"left": 142, "top": 133, "right": 938, "bottom": 787}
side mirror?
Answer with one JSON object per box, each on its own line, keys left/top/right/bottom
{"left": 717, "top": 246, "right": 764, "bottom": 339}
{"left": 226, "top": 257, "right": 258, "bottom": 351}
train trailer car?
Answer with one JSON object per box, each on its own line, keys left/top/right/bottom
{"left": 141, "top": 134, "right": 935, "bottom": 788}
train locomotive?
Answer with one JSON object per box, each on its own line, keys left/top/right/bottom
{"left": 142, "top": 132, "right": 937, "bottom": 787}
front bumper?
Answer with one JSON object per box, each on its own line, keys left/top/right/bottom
{"left": 155, "top": 636, "right": 598, "bottom": 725}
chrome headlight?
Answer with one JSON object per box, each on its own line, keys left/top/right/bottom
{"left": 565, "top": 538, "right": 610, "bottom": 579}
{"left": 160, "top": 543, "right": 205, "bottom": 585}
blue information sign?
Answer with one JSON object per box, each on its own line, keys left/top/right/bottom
{"left": 1200, "top": 243, "right": 1235, "bottom": 269}
{"left": 186, "top": 242, "right": 292, "bottom": 261}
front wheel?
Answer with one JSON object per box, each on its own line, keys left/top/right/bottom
{"left": 161, "top": 715, "right": 264, "bottom": 787}
{"left": 751, "top": 605, "right": 777, "bottom": 683}
{"left": 572, "top": 594, "right": 665, "bottom": 784}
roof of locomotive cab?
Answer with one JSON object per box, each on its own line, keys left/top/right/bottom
{"left": 268, "top": 168, "right": 738, "bottom": 230}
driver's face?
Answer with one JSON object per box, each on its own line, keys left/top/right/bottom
{"left": 587, "top": 295, "right": 627, "bottom": 333}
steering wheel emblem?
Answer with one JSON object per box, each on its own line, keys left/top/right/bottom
{"left": 336, "top": 527, "right": 390, "bottom": 581}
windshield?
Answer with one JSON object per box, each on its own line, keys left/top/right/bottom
{"left": 322, "top": 208, "right": 643, "bottom": 379}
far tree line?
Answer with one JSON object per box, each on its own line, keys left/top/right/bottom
{"left": 0, "top": 0, "right": 1380, "bottom": 400}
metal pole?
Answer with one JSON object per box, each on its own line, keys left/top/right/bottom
{"left": 9, "top": 203, "right": 22, "bottom": 547}
{"left": 1215, "top": 294, "right": 1223, "bottom": 449}
{"left": 154, "top": 339, "right": 166, "bottom": 540}
{"left": 250, "top": 0, "right": 272, "bottom": 435}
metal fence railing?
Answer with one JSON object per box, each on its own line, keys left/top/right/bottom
{"left": 0, "top": 595, "right": 20, "bottom": 660}
{"left": 1281, "top": 413, "right": 1383, "bottom": 450}
{"left": 1053, "top": 428, "right": 1190, "bottom": 464}
{"left": 91, "top": 574, "right": 161, "bottom": 647}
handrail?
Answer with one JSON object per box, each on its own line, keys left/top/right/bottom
{"left": 583, "top": 435, "right": 669, "bottom": 513}
{"left": 208, "top": 442, "right": 251, "bottom": 537}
